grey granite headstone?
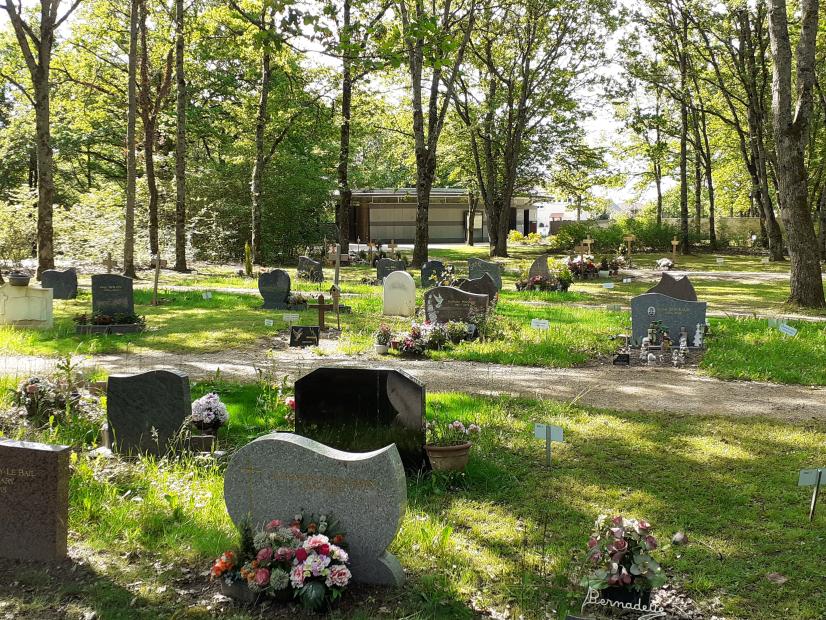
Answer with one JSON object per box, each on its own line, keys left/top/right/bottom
{"left": 420, "top": 260, "right": 445, "bottom": 287}
{"left": 224, "top": 433, "right": 406, "bottom": 586}
{"left": 0, "top": 439, "right": 70, "bottom": 562}
{"left": 40, "top": 269, "right": 77, "bottom": 300}
{"left": 630, "top": 292, "right": 707, "bottom": 346}
{"left": 376, "top": 258, "right": 405, "bottom": 282}
{"left": 107, "top": 370, "right": 191, "bottom": 456}
{"left": 646, "top": 273, "right": 698, "bottom": 301}
{"left": 297, "top": 256, "right": 323, "bottom": 282}
{"left": 424, "top": 286, "right": 489, "bottom": 323}
{"left": 295, "top": 368, "right": 426, "bottom": 470}
{"left": 258, "top": 269, "right": 291, "bottom": 309}
{"left": 468, "top": 258, "right": 502, "bottom": 290}
{"left": 458, "top": 272, "right": 498, "bottom": 303}
{"left": 528, "top": 256, "right": 551, "bottom": 279}
{"left": 91, "top": 274, "right": 134, "bottom": 315}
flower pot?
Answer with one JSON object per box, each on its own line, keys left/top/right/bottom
{"left": 8, "top": 272, "right": 30, "bottom": 287}
{"left": 599, "top": 586, "right": 651, "bottom": 607}
{"left": 220, "top": 580, "right": 261, "bottom": 605}
{"left": 374, "top": 343, "right": 389, "bottom": 355}
{"left": 426, "top": 442, "right": 472, "bottom": 471}
{"left": 192, "top": 421, "right": 222, "bottom": 435}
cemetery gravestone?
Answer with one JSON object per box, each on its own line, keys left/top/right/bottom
{"left": 458, "top": 272, "right": 498, "bottom": 303}
{"left": 0, "top": 283, "right": 53, "bottom": 328}
{"left": 645, "top": 273, "right": 698, "bottom": 301}
{"left": 0, "top": 439, "right": 70, "bottom": 561}
{"left": 376, "top": 258, "right": 406, "bottom": 282}
{"left": 295, "top": 367, "right": 426, "bottom": 471}
{"left": 424, "top": 286, "right": 488, "bottom": 323}
{"left": 468, "top": 258, "right": 502, "bottom": 290}
{"left": 258, "top": 269, "right": 292, "bottom": 309}
{"left": 420, "top": 260, "right": 446, "bottom": 286}
{"left": 297, "top": 256, "right": 323, "bottom": 282}
{"left": 40, "top": 268, "right": 78, "bottom": 300}
{"left": 528, "top": 255, "right": 551, "bottom": 279}
{"left": 630, "top": 293, "right": 707, "bottom": 346}
{"left": 91, "top": 274, "right": 134, "bottom": 315}
{"left": 224, "top": 433, "right": 407, "bottom": 585}
{"left": 107, "top": 369, "right": 191, "bottom": 456}
{"left": 383, "top": 271, "right": 416, "bottom": 317}
{"left": 289, "top": 325, "right": 320, "bottom": 347}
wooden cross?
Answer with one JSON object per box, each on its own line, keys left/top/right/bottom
{"left": 623, "top": 234, "right": 636, "bottom": 267}
{"left": 151, "top": 254, "right": 161, "bottom": 306}
{"left": 316, "top": 293, "right": 335, "bottom": 330}
{"left": 671, "top": 236, "right": 680, "bottom": 261}
{"left": 388, "top": 239, "right": 398, "bottom": 254}
{"left": 329, "top": 285, "right": 341, "bottom": 330}
{"left": 582, "top": 237, "right": 594, "bottom": 254}
{"left": 105, "top": 252, "right": 113, "bottom": 274}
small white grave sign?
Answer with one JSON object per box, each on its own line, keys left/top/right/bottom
{"left": 779, "top": 323, "right": 798, "bottom": 337}
{"left": 622, "top": 277, "right": 632, "bottom": 284}
{"left": 530, "top": 318, "right": 550, "bottom": 331}
{"left": 798, "top": 467, "right": 824, "bottom": 521}
{"left": 533, "top": 423, "right": 564, "bottom": 467}
{"left": 202, "top": 292, "right": 212, "bottom": 300}
{"left": 282, "top": 313, "right": 300, "bottom": 324}
{"left": 606, "top": 304, "right": 622, "bottom": 312}
{"left": 603, "top": 282, "right": 615, "bottom": 289}
{"left": 762, "top": 257, "right": 770, "bottom": 264}
{"left": 264, "top": 319, "right": 274, "bottom": 327}
{"left": 716, "top": 257, "right": 725, "bottom": 264}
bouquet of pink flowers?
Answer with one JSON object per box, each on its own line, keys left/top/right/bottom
{"left": 211, "top": 514, "right": 350, "bottom": 611}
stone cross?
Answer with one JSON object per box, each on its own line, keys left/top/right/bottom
{"left": 582, "top": 237, "right": 594, "bottom": 254}
{"left": 316, "top": 293, "right": 335, "bottom": 330}
{"left": 671, "top": 236, "right": 680, "bottom": 261}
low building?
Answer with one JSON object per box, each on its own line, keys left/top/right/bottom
{"left": 346, "top": 188, "right": 537, "bottom": 243}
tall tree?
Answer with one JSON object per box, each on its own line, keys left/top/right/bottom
{"left": 2, "top": 0, "right": 82, "bottom": 277}
{"left": 173, "top": 0, "right": 188, "bottom": 271}
{"left": 124, "top": 0, "right": 139, "bottom": 277}
{"left": 767, "top": 0, "right": 824, "bottom": 306}
{"left": 396, "top": 0, "right": 474, "bottom": 266}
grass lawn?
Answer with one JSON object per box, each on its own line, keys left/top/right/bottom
{"left": 0, "top": 386, "right": 824, "bottom": 619}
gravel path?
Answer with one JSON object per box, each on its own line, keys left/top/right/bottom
{"left": 4, "top": 347, "right": 824, "bottom": 422}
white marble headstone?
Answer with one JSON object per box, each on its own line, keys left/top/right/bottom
{"left": 383, "top": 271, "right": 416, "bottom": 317}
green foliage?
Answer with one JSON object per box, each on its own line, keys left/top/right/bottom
{"left": 244, "top": 242, "right": 252, "bottom": 276}
{"left": 0, "top": 187, "right": 36, "bottom": 266}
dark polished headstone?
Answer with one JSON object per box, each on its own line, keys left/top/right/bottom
{"left": 458, "top": 272, "right": 498, "bottom": 302}
{"left": 107, "top": 370, "right": 191, "bottom": 456}
{"left": 630, "top": 292, "right": 707, "bottom": 346}
{"left": 91, "top": 274, "right": 134, "bottom": 315}
{"left": 424, "top": 286, "right": 489, "bottom": 323}
{"left": 295, "top": 368, "right": 426, "bottom": 470}
{"left": 289, "top": 325, "right": 320, "bottom": 347}
{"left": 468, "top": 258, "right": 502, "bottom": 290}
{"left": 41, "top": 269, "right": 77, "bottom": 300}
{"left": 646, "top": 273, "right": 698, "bottom": 301}
{"left": 421, "top": 260, "right": 446, "bottom": 287}
{"left": 0, "top": 439, "right": 70, "bottom": 561}
{"left": 258, "top": 269, "right": 291, "bottom": 309}
{"left": 297, "top": 256, "right": 323, "bottom": 282}
{"left": 527, "top": 256, "right": 551, "bottom": 279}
{"left": 376, "top": 258, "right": 405, "bottom": 282}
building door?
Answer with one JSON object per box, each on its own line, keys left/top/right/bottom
{"left": 523, "top": 209, "right": 530, "bottom": 234}
{"left": 355, "top": 204, "right": 370, "bottom": 242}
{"left": 508, "top": 208, "right": 517, "bottom": 231}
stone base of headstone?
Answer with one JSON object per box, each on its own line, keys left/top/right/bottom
{"left": 266, "top": 303, "right": 308, "bottom": 311}
{"left": 189, "top": 435, "right": 216, "bottom": 453}
{"left": 76, "top": 324, "right": 146, "bottom": 335}
{"left": 100, "top": 423, "right": 112, "bottom": 449}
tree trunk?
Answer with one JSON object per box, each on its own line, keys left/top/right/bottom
{"left": 767, "top": 0, "right": 823, "bottom": 307}
{"left": 413, "top": 170, "right": 432, "bottom": 266}
{"left": 33, "top": 79, "right": 55, "bottom": 278}
{"left": 654, "top": 163, "right": 663, "bottom": 225}
{"left": 336, "top": 0, "right": 352, "bottom": 256}
{"left": 693, "top": 145, "right": 702, "bottom": 237}
{"left": 124, "top": 0, "right": 139, "bottom": 279}
{"left": 250, "top": 47, "right": 271, "bottom": 264}
{"left": 466, "top": 191, "right": 477, "bottom": 246}
{"left": 173, "top": 0, "right": 188, "bottom": 271}
{"left": 679, "top": 100, "right": 689, "bottom": 252}
{"left": 139, "top": 0, "right": 159, "bottom": 258}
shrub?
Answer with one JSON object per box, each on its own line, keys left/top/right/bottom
{"left": 508, "top": 230, "right": 525, "bottom": 244}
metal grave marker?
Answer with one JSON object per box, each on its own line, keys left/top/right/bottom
{"left": 264, "top": 319, "right": 274, "bottom": 327}
{"left": 779, "top": 323, "right": 798, "bottom": 337}
{"left": 533, "top": 423, "right": 563, "bottom": 468}
{"left": 531, "top": 318, "right": 550, "bottom": 331}
{"left": 798, "top": 467, "right": 825, "bottom": 521}
{"left": 623, "top": 277, "right": 632, "bottom": 284}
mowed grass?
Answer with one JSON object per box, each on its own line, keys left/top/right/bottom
{"left": 1, "top": 389, "right": 824, "bottom": 619}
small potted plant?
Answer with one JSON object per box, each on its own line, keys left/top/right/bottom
{"left": 8, "top": 270, "right": 31, "bottom": 286}
{"left": 398, "top": 324, "right": 426, "bottom": 357}
{"left": 190, "top": 392, "right": 230, "bottom": 435}
{"left": 374, "top": 324, "right": 392, "bottom": 355}
{"left": 425, "top": 419, "right": 481, "bottom": 471}
{"left": 581, "top": 515, "right": 666, "bottom": 606}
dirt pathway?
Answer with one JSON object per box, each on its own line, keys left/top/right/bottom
{"left": 4, "top": 348, "right": 824, "bottom": 422}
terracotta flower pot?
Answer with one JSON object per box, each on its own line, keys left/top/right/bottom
{"left": 426, "top": 442, "right": 472, "bottom": 471}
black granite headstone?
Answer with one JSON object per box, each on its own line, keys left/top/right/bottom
{"left": 421, "top": 260, "right": 446, "bottom": 286}
{"left": 468, "top": 258, "right": 502, "bottom": 290}
{"left": 630, "top": 292, "right": 707, "bottom": 346}
{"left": 424, "top": 286, "right": 489, "bottom": 323}
{"left": 289, "top": 326, "right": 320, "bottom": 347}
{"left": 0, "top": 439, "right": 70, "bottom": 561}
{"left": 91, "top": 274, "right": 134, "bottom": 316}
{"left": 646, "top": 273, "right": 698, "bottom": 301}
{"left": 297, "top": 256, "right": 323, "bottom": 282}
{"left": 376, "top": 258, "right": 405, "bottom": 282}
{"left": 295, "top": 368, "right": 426, "bottom": 470}
{"left": 259, "top": 269, "right": 291, "bottom": 309}
{"left": 458, "top": 272, "right": 498, "bottom": 302}
{"left": 527, "top": 256, "right": 551, "bottom": 279}
{"left": 40, "top": 269, "right": 77, "bottom": 300}
{"left": 107, "top": 370, "right": 191, "bottom": 456}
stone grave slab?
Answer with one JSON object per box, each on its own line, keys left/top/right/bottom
{"left": 40, "top": 269, "right": 78, "bottom": 300}
{"left": 527, "top": 256, "right": 551, "bottom": 279}
{"left": 295, "top": 367, "right": 426, "bottom": 471}
{"left": 0, "top": 283, "right": 53, "bottom": 328}
{"left": 258, "top": 269, "right": 291, "bottom": 309}
{"left": 224, "top": 432, "right": 406, "bottom": 585}
{"left": 424, "top": 286, "right": 488, "bottom": 323}
{"left": 420, "top": 260, "right": 445, "bottom": 287}
{"left": 297, "top": 256, "right": 323, "bottom": 282}
{"left": 0, "top": 439, "right": 70, "bottom": 561}
{"left": 468, "top": 258, "right": 502, "bottom": 290}
{"left": 458, "top": 272, "right": 498, "bottom": 303}
{"left": 630, "top": 292, "right": 707, "bottom": 346}
{"left": 107, "top": 369, "right": 191, "bottom": 456}
{"left": 645, "top": 273, "right": 698, "bottom": 301}
{"left": 383, "top": 271, "right": 416, "bottom": 317}
{"left": 376, "top": 258, "right": 405, "bottom": 282}
{"left": 91, "top": 274, "right": 134, "bottom": 316}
